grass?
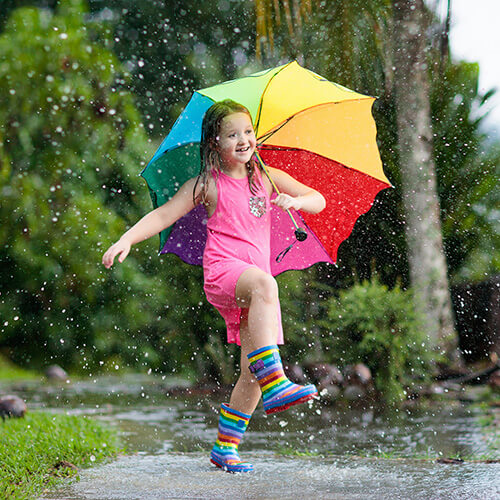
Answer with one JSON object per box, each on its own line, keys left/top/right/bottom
{"left": 343, "top": 449, "right": 500, "bottom": 463}
{"left": 0, "top": 354, "right": 39, "bottom": 381}
{"left": 276, "top": 447, "right": 500, "bottom": 463}
{"left": 0, "top": 411, "right": 123, "bottom": 499}
{"left": 276, "top": 446, "right": 323, "bottom": 457}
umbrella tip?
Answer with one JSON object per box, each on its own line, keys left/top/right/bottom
{"left": 295, "top": 228, "right": 308, "bottom": 242}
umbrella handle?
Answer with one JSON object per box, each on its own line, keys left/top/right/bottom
{"left": 254, "top": 151, "right": 308, "bottom": 242}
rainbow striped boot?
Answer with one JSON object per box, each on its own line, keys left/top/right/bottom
{"left": 248, "top": 345, "right": 318, "bottom": 415}
{"left": 210, "top": 403, "right": 253, "bottom": 473}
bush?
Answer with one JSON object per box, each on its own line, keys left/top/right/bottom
{"left": 321, "top": 277, "right": 438, "bottom": 403}
{"left": 0, "top": 2, "right": 162, "bottom": 373}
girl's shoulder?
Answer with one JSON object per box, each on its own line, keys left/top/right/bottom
{"left": 256, "top": 163, "right": 273, "bottom": 197}
{"left": 192, "top": 172, "right": 217, "bottom": 208}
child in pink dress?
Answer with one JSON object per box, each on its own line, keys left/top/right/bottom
{"left": 102, "top": 99, "right": 326, "bottom": 473}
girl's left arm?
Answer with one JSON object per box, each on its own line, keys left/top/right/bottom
{"left": 267, "top": 167, "right": 326, "bottom": 214}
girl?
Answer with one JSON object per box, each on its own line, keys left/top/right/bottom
{"left": 102, "top": 99, "right": 326, "bottom": 473}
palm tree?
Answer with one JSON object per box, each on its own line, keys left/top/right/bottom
{"left": 392, "top": 0, "right": 462, "bottom": 365}
{"left": 255, "top": 0, "right": 463, "bottom": 365}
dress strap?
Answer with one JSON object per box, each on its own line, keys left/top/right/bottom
{"left": 253, "top": 160, "right": 271, "bottom": 198}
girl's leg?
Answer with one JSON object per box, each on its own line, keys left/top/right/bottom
{"left": 234, "top": 267, "right": 317, "bottom": 415}
{"left": 210, "top": 311, "right": 258, "bottom": 473}
{"left": 210, "top": 268, "right": 316, "bottom": 472}
{"left": 228, "top": 310, "right": 262, "bottom": 415}
{"left": 234, "top": 267, "right": 280, "bottom": 351}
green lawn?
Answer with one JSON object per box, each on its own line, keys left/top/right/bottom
{"left": 0, "top": 412, "right": 123, "bottom": 499}
{"left": 0, "top": 354, "right": 39, "bottom": 381}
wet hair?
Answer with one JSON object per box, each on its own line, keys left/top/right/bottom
{"left": 194, "top": 99, "right": 260, "bottom": 205}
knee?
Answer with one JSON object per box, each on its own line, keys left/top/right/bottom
{"left": 251, "top": 273, "right": 278, "bottom": 304}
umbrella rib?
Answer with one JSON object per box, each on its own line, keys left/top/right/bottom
{"left": 257, "top": 116, "right": 294, "bottom": 145}
{"left": 254, "top": 62, "right": 294, "bottom": 136}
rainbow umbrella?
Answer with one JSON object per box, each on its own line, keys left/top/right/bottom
{"left": 142, "top": 61, "right": 391, "bottom": 274}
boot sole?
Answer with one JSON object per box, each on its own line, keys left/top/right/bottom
{"left": 265, "top": 390, "right": 318, "bottom": 415}
{"left": 210, "top": 457, "right": 253, "bottom": 473}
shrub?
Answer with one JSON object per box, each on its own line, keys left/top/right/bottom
{"left": 321, "top": 277, "right": 438, "bottom": 403}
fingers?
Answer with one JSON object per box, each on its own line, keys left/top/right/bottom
{"left": 102, "top": 241, "right": 130, "bottom": 268}
{"left": 102, "top": 248, "right": 115, "bottom": 269}
{"left": 117, "top": 247, "right": 130, "bottom": 263}
{"left": 271, "top": 194, "right": 299, "bottom": 211}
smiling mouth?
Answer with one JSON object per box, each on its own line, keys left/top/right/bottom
{"left": 236, "top": 146, "right": 250, "bottom": 153}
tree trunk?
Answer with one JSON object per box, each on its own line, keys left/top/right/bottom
{"left": 392, "top": 0, "right": 462, "bottom": 365}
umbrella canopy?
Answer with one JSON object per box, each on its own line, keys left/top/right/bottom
{"left": 142, "top": 61, "right": 391, "bottom": 275}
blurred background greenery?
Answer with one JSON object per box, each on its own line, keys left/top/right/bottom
{"left": 0, "top": 0, "right": 498, "bottom": 402}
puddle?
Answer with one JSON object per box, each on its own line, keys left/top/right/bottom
{"left": 3, "top": 375, "right": 498, "bottom": 499}
{"left": 41, "top": 453, "right": 500, "bottom": 500}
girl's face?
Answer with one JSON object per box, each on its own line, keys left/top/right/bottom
{"left": 216, "top": 112, "right": 256, "bottom": 170}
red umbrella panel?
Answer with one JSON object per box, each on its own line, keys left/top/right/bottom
{"left": 259, "top": 146, "right": 390, "bottom": 274}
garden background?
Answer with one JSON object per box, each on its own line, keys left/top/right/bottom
{"left": 1, "top": 0, "right": 498, "bottom": 403}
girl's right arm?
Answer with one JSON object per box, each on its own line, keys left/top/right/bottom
{"left": 102, "top": 177, "right": 199, "bottom": 268}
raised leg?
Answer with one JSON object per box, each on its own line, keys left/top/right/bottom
{"left": 228, "top": 267, "right": 280, "bottom": 414}
{"left": 233, "top": 267, "right": 318, "bottom": 415}
{"left": 234, "top": 267, "right": 280, "bottom": 350}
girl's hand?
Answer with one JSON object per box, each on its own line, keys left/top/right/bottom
{"left": 271, "top": 193, "right": 302, "bottom": 212}
{"left": 102, "top": 239, "right": 131, "bottom": 269}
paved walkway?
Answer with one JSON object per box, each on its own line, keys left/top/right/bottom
{"left": 41, "top": 452, "right": 500, "bottom": 500}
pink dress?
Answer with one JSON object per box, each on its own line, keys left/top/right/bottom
{"left": 203, "top": 168, "right": 284, "bottom": 346}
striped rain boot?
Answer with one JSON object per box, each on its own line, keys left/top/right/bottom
{"left": 248, "top": 345, "right": 318, "bottom": 415}
{"left": 210, "top": 403, "right": 253, "bottom": 473}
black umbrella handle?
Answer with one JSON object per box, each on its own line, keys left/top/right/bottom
{"left": 254, "top": 151, "right": 308, "bottom": 242}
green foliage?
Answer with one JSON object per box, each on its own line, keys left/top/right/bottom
{"left": 0, "top": 0, "right": 498, "bottom": 385}
{"left": 84, "top": 0, "right": 256, "bottom": 136}
{"left": 431, "top": 61, "right": 500, "bottom": 282}
{"left": 277, "top": 266, "right": 329, "bottom": 362}
{"left": 0, "top": 1, "right": 163, "bottom": 370}
{"left": 289, "top": 1, "right": 500, "bottom": 289}
{"left": 143, "top": 253, "right": 238, "bottom": 384}
{"left": 0, "top": 1, "right": 257, "bottom": 383}
{"left": 321, "top": 277, "right": 437, "bottom": 403}
{"left": 0, "top": 411, "right": 122, "bottom": 499}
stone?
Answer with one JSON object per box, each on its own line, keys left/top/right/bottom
{"left": 283, "top": 363, "right": 307, "bottom": 384}
{"left": 344, "top": 363, "right": 372, "bottom": 386}
{"left": 319, "top": 383, "right": 341, "bottom": 403}
{"left": 45, "top": 364, "right": 69, "bottom": 382}
{"left": 488, "top": 369, "right": 500, "bottom": 391}
{"left": 304, "top": 362, "right": 343, "bottom": 385}
{"left": 0, "top": 395, "right": 27, "bottom": 420}
{"left": 343, "top": 384, "right": 366, "bottom": 401}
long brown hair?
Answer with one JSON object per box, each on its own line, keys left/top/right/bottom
{"left": 194, "top": 99, "right": 260, "bottom": 205}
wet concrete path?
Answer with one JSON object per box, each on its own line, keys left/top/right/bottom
{"left": 41, "top": 452, "right": 500, "bottom": 500}
{"left": 6, "top": 375, "right": 496, "bottom": 499}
